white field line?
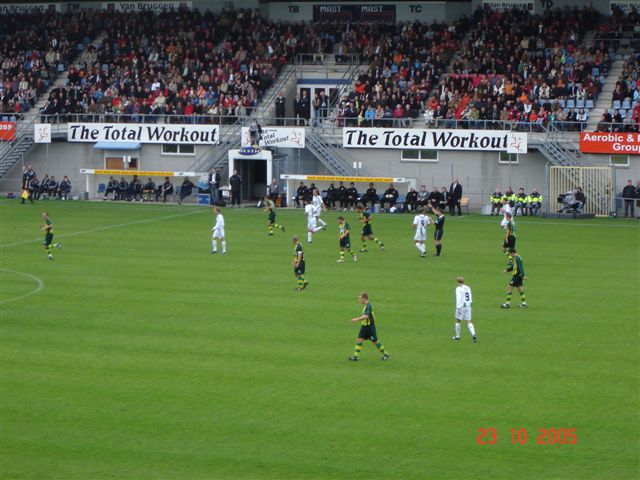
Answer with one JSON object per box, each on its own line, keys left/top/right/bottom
{"left": 0, "top": 268, "right": 45, "bottom": 304}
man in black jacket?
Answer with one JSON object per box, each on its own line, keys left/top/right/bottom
{"left": 296, "top": 182, "right": 308, "bottom": 207}
{"left": 116, "top": 177, "right": 128, "bottom": 200}
{"left": 622, "top": 179, "right": 636, "bottom": 218}
{"left": 362, "top": 183, "right": 378, "bottom": 208}
{"left": 449, "top": 178, "right": 463, "bottom": 216}
{"left": 380, "top": 183, "right": 399, "bottom": 211}
{"left": 345, "top": 182, "right": 358, "bottom": 210}
{"left": 104, "top": 176, "right": 118, "bottom": 200}
{"left": 404, "top": 187, "right": 418, "bottom": 213}
{"left": 209, "top": 168, "right": 220, "bottom": 205}
{"left": 337, "top": 181, "right": 347, "bottom": 209}
{"left": 142, "top": 178, "right": 156, "bottom": 202}
{"left": 178, "top": 177, "right": 195, "bottom": 204}
{"left": 229, "top": 170, "right": 242, "bottom": 207}
{"left": 275, "top": 91, "right": 286, "bottom": 126}
{"left": 439, "top": 187, "right": 449, "bottom": 211}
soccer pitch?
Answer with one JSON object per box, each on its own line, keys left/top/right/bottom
{"left": 1, "top": 199, "right": 638, "bottom": 479}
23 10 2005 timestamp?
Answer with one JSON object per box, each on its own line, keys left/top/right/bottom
{"left": 477, "top": 428, "right": 578, "bottom": 445}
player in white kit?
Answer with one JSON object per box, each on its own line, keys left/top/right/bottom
{"left": 499, "top": 198, "right": 512, "bottom": 229}
{"left": 304, "top": 201, "right": 320, "bottom": 243}
{"left": 453, "top": 277, "right": 477, "bottom": 342}
{"left": 312, "top": 189, "right": 328, "bottom": 230}
{"left": 211, "top": 207, "right": 226, "bottom": 254}
{"left": 412, "top": 207, "right": 431, "bottom": 257}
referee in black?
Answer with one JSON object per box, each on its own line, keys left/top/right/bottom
{"left": 432, "top": 206, "right": 445, "bottom": 257}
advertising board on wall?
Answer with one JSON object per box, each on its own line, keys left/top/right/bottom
{"left": 343, "top": 128, "right": 528, "bottom": 154}
{"left": 68, "top": 123, "right": 220, "bottom": 145}
{"left": 241, "top": 127, "right": 305, "bottom": 149}
{"left": 0, "top": 3, "right": 59, "bottom": 14}
{"left": 101, "top": 1, "right": 192, "bottom": 12}
{"left": 482, "top": 0, "right": 534, "bottom": 12}
{"left": 0, "top": 122, "right": 16, "bottom": 142}
{"left": 312, "top": 4, "right": 396, "bottom": 22}
{"left": 580, "top": 132, "right": 640, "bottom": 155}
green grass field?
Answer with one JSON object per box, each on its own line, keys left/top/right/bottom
{"left": 1, "top": 199, "right": 638, "bottom": 479}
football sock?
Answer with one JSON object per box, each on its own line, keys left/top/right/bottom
{"left": 221, "top": 241, "right": 226, "bottom": 253}
{"left": 268, "top": 225, "right": 274, "bottom": 234}
{"left": 349, "top": 248, "right": 356, "bottom": 258}
{"left": 353, "top": 341, "right": 363, "bottom": 357}
{"left": 313, "top": 226, "right": 324, "bottom": 232}
{"left": 373, "top": 237, "right": 383, "bottom": 246}
{"left": 298, "top": 276, "right": 305, "bottom": 288}
{"left": 375, "top": 341, "right": 387, "bottom": 354}
{"left": 307, "top": 232, "right": 313, "bottom": 242}
{"left": 520, "top": 292, "right": 526, "bottom": 303}
{"left": 339, "top": 250, "right": 345, "bottom": 261}
{"left": 505, "top": 292, "right": 512, "bottom": 303}
{"left": 319, "top": 219, "right": 327, "bottom": 227}
{"left": 415, "top": 243, "right": 423, "bottom": 253}
{"left": 275, "top": 223, "right": 284, "bottom": 231}
{"left": 362, "top": 242, "right": 367, "bottom": 250}
{"left": 436, "top": 244, "right": 442, "bottom": 256}
{"left": 467, "top": 323, "right": 476, "bottom": 336}
{"left": 212, "top": 240, "right": 217, "bottom": 252}
{"left": 455, "top": 323, "right": 461, "bottom": 338}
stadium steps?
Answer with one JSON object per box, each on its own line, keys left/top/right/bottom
{"left": 586, "top": 56, "right": 627, "bottom": 130}
{"left": 251, "top": 64, "right": 298, "bottom": 122}
{"left": 306, "top": 128, "right": 363, "bottom": 176}
{"left": 0, "top": 122, "right": 35, "bottom": 179}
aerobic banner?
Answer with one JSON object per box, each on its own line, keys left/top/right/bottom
{"left": 68, "top": 123, "right": 220, "bottom": 145}
{"left": 579, "top": 132, "right": 640, "bottom": 155}
{"left": 343, "top": 128, "right": 528, "bottom": 154}
{"left": 240, "top": 127, "right": 305, "bottom": 149}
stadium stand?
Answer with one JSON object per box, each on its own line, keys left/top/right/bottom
{"left": 0, "top": 11, "right": 101, "bottom": 114}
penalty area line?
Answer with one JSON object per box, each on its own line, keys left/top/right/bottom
{"left": 0, "top": 268, "right": 45, "bottom": 305}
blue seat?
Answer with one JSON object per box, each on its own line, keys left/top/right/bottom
{"left": 558, "top": 99, "right": 566, "bottom": 108}
{"left": 613, "top": 100, "right": 621, "bottom": 109}
{"left": 576, "top": 99, "right": 585, "bottom": 108}
{"left": 591, "top": 67, "right": 600, "bottom": 77}
{"left": 585, "top": 99, "right": 594, "bottom": 109}
{"left": 97, "top": 183, "right": 106, "bottom": 193}
{"left": 566, "top": 99, "right": 575, "bottom": 109}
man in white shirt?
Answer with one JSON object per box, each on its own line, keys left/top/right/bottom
{"left": 412, "top": 206, "right": 431, "bottom": 257}
{"left": 499, "top": 198, "right": 512, "bottom": 229}
{"left": 304, "top": 200, "right": 322, "bottom": 243}
{"left": 211, "top": 207, "right": 226, "bottom": 254}
{"left": 311, "top": 188, "right": 328, "bottom": 230}
{"left": 453, "top": 277, "right": 477, "bottom": 342}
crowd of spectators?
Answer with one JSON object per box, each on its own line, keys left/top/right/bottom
{"left": 599, "top": 53, "right": 640, "bottom": 132}
{"left": 39, "top": 8, "right": 335, "bottom": 123}
{"left": 0, "top": 10, "right": 101, "bottom": 114}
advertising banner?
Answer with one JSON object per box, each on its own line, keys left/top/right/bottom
{"left": 241, "top": 127, "right": 305, "bottom": 149}
{"left": 68, "top": 123, "right": 220, "bottom": 145}
{"left": 34, "top": 123, "right": 52, "bottom": 144}
{"left": 343, "top": 128, "right": 528, "bottom": 154}
{"left": 580, "top": 132, "right": 640, "bottom": 155}
{"left": 0, "top": 3, "right": 59, "bottom": 14}
{"left": 313, "top": 4, "right": 396, "bottom": 22}
{"left": 0, "top": 122, "right": 16, "bottom": 142}
{"left": 101, "top": 1, "right": 192, "bottom": 12}
{"left": 482, "top": 0, "right": 535, "bottom": 12}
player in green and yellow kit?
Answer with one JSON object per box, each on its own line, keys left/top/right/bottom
{"left": 348, "top": 292, "right": 390, "bottom": 361}
{"left": 40, "top": 212, "right": 60, "bottom": 260}
{"left": 264, "top": 196, "right": 285, "bottom": 235}
{"left": 336, "top": 216, "right": 357, "bottom": 263}
{"left": 501, "top": 248, "right": 527, "bottom": 308}
{"left": 292, "top": 236, "right": 308, "bottom": 291}
{"left": 356, "top": 203, "right": 384, "bottom": 252}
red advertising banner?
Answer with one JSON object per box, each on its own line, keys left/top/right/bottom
{"left": 580, "top": 132, "right": 640, "bottom": 154}
{"left": 0, "top": 121, "right": 16, "bottom": 141}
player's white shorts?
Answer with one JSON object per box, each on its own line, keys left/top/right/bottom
{"left": 500, "top": 218, "right": 509, "bottom": 228}
{"left": 414, "top": 228, "right": 426, "bottom": 242}
{"left": 212, "top": 228, "right": 225, "bottom": 239}
{"left": 307, "top": 218, "right": 317, "bottom": 231}
{"left": 455, "top": 307, "right": 472, "bottom": 321}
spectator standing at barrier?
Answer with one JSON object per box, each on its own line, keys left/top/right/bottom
{"left": 59, "top": 176, "right": 71, "bottom": 200}
{"left": 293, "top": 94, "right": 302, "bottom": 126}
{"left": 104, "top": 176, "right": 117, "bottom": 200}
{"left": 381, "top": 184, "right": 399, "bottom": 212}
{"left": 622, "top": 180, "right": 636, "bottom": 218}
{"left": 574, "top": 187, "right": 586, "bottom": 213}
{"left": 275, "top": 91, "right": 286, "bottom": 126}
{"left": 449, "top": 178, "right": 463, "bottom": 216}
{"left": 404, "top": 187, "right": 418, "bottom": 213}
{"left": 209, "top": 168, "right": 220, "bottom": 204}
{"left": 178, "top": 178, "right": 195, "bottom": 204}
{"left": 249, "top": 120, "right": 263, "bottom": 147}
{"left": 300, "top": 90, "right": 311, "bottom": 122}
{"left": 230, "top": 170, "right": 242, "bottom": 207}
{"left": 528, "top": 189, "right": 543, "bottom": 216}
{"left": 439, "top": 187, "right": 449, "bottom": 212}
{"left": 636, "top": 179, "right": 640, "bottom": 218}
{"left": 345, "top": 182, "right": 358, "bottom": 210}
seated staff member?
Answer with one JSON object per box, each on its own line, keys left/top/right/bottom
{"left": 527, "top": 188, "right": 543, "bottom": 216}
{"left": 104, "top": 176, "right": 118, "bottom": 200}
{"left": 178, "top": 177, "right": 195, "bottom": 204}
{"left": 157, "top": 177, "right": 174, "bottom": 203}
{"left": 142, "top": 178, "right": 156, "bottom": 202}
{"left": 380, "top": 183, "right": 399, "bottom": 211}
{"left": 513, "top": 188, "right": 528, "bottom": 216}
{"left": 404, "top": 187, "right": 418, "bottom": 213}
{"left": 48, "top": 176, "right": 59, "bottom": 198}
{"left": 344, "top": 182, "right": 359, "bottom": 210}
{"left": 116, "top": 177, "right": 128, "bottom": 200}
{"left": 489, "top": 190, "right": 502, "bottom": 215}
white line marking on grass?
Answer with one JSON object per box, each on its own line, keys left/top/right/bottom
{"left": 0, "top": 268, "right": 45, "bottom": 304}
{"left": 0, "top": 210, "right": 207, "bottom": 249}
{"left": 453, "top": 216, "right": 640, "bottom": 229}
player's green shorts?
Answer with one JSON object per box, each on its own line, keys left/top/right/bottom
{"left": 358, "top": 324, "right": 377, "bottom": 341}
{"left": 340, "top": 237, "right": 351, "bottom": 248}
{"left": 503, "top": 235, "right": 516, "bottom": 249}
{"left": 268, "top": 211, "right": 276, "bottom": 223}
{"left": 294, "top": 261, "right": 305, "bottom": 275}
{"left": 362, "top": 224, "right": 372, "bottom": 236}
{"left": 509, "top": 275, "right": 523, "bottom": 287}
{"left": 44, "top": 233, "right": 53, "bottom": 246}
